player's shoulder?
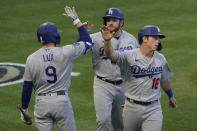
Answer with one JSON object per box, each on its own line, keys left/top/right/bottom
{"left": 117, "top": 48, "right": 139, "bottom": 62}
{"left": 122, "top": 30, "right": 137, "bottom": 39}
{"left": 120, "top": 48, "right": 139, "bottom": 56}
{"left": 90, "top": 32, "right": 102, "bottom": 38}
{"left": 154, "top": 51, "right": 166, "bottom": 61}
{"left": 90, "top": 32, "right": 103, "bottom": 46}
{"left": 26, "top": 48, "right": 41, "bottom": 60}
{"left": 128, "top": 48, "right": 139, "bottom": 53}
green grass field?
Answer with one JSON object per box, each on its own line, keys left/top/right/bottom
{"left": 0, "top": 0, "right": 197, "bottom": 130}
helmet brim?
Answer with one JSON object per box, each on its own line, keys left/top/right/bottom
{"left": 159, "top": 34, "right": 165, "bottom": 39}
{"left": 102, "top": 16, "right": 124, "bottom": 20}
{"left": 150, "top": 33, "right": 165, "bottom": 39}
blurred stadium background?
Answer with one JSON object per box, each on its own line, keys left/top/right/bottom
{"left": 0, "top": 0, "right": 196, "bottom": 130}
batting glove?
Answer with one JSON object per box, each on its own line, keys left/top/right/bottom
{"left": 20, "top": 108, "right": 32, "bottom": 125}
{"left": 63, "top": 6, "right": 80, "bottom": 25}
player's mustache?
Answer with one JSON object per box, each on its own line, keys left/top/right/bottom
{"left": 107, "top": 25, "right": 119, "bottom": 33}
{"left": 107, "top": 25, "right": 114, "bottom": 28}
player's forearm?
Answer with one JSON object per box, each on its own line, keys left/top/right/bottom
{"left": 161, "top": 79, "right": 174, "bottom": 98}
{"left": 161, "top": 79, "right": 171, "bottom": 91}
{"left": 75, "top": 21, "right": 83, "bottom": 28}
{"left": 22, "top": 81, "right": 33, "bottom": 109}
{"left": 76, "top": 25, "right": 92, "bottom": 43}
{"left": 104, "top": 40, "right": 118, "bottom": 62}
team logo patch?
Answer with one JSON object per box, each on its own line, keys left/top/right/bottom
{"left": 0, "top": 63, "right": 25, "bottom": 87}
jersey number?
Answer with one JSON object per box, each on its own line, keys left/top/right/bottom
{"left": 45, "top": 66, "right": 57, "bottom": 83}
{"left": 152, "top": 78, "right": 160, "bottom": 89}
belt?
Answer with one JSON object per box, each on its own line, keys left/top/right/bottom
{"left": 97, "top": 76, "right": 122, "bottom": 85}
{"left": 126, "top": 97, "right": 158, "bottom": 106}
{"left": 38, "top": 91, "right": 66, "bottom": 96}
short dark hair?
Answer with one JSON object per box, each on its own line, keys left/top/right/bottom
{"left": 139, "top": 36, "right": 149, "bottom": 45}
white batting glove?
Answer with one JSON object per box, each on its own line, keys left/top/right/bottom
{"left": 63, "top": 6, "right": 80, "bottom": 25}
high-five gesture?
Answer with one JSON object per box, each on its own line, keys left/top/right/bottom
{"left": 63, "top": 6, "right": 80, "bottom": 25}
{"left": 100, "top": 26, "right": 115, "bottom": 41}
{"left": 101, "top": 25, "right": 118, "bottom": 62}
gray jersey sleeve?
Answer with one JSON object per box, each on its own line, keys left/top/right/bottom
{"left": 117, "top": 50, "right": 135, "bottom": 68}
{"left": 23, "top": 57, "right": 32, "bottom": 81}
{"left": 63, "top": 41, "right": 92, "bottom": 61}
{"left": 161, "top": 57, "right": 173, "bottom": 81}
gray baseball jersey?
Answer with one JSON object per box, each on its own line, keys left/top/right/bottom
{"left": 91, "top": 31, "right": 139, "bottom": 81}
{"left": 23, "top": 41, "right": 92, "bottom": 131}
{"left": 117, "top": 48, "right": 173, "bottom": 102}
{"left": 23, "top": 41, "right": 90, "bottom": 94}
{"left": 91, "top": 31, "right": 139, "bottom": 131}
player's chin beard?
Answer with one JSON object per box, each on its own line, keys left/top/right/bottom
{"left": 110, "top": 28, "right": 119, "bottom": 33}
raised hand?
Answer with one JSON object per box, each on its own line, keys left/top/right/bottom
{"left": 100, "top": 25, "right": 115, "bottom": 41}
{"left": 63, "top": 6, "right": 80, "bottom": 25}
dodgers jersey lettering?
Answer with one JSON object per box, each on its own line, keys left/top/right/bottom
{"left": 23, "top": 41, "right": 90, "bottom": 95}
{"left": 91, "top": 31, "right": 139, "bottom": 81}
{"left": 117, "top": 48, "right": 173, "bottom": 102}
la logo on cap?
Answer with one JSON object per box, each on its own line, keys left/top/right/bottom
{"left": 108, "top": 8, "right": 113, "bottom": 15}
{"left": 157, "top": 26, "right": 160, "bottom": 32}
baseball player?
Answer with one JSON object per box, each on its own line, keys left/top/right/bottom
{"left": 90, "top": 8, "right": 139, "bottom": 131}
{"left": 20, "top": 6, "right": 93, "bottom": 131}
{"left": 101, "top": 25, "right": 177, "bottom": 131}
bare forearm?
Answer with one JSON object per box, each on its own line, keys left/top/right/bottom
{"left": 161, "top": 79, "right": 171, "bottom": 91}
{"left": 161, "top": 79, "right": 177, "bottom": 108}
{"left": 100, "top": 25, "right": 118, "bottom": 62}
{"left": 104, "top": 40, "right": 118, "bottom": 62}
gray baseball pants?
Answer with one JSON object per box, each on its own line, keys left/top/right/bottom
{"left": 94, "top": 76, "right": 125, "bottom": 131}
{"left": 34, "top": 94, "right": 76, "bottom": 131}
{"left": 123, "top": 99, "right": 163, "bottom": 131}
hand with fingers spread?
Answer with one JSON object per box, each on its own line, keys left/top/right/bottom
{"left": 63, "top": 6, "right": 80, "bottom": 25}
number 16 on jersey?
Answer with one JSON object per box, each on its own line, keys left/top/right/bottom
{"left": 152, "top": 78, "right": 160, "bottom": 90}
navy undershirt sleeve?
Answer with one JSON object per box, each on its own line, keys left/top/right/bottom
{"left": 76, "top": 25, "right": 92, "bottom": 43}
{"left": 21, "top": 81, "right": 33, "bottom": 109}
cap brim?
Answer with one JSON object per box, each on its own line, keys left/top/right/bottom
{"left": 159, "top": 34, "right": 165, "bottom": 39}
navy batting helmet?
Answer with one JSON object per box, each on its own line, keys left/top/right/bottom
{"left": 138, "top": 25, "right": 165, "bottom": 44}
{"left": 103, "top": 8, "right": 124, "bottom": 25}
{"left": 37, "top": 22, "right": 61, "bottom": 44}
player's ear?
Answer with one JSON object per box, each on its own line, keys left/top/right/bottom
{"left": 120, "top": 20, "right": 124, "bottom": 27}
{"left": 142, "top": 36, "right": 148, "bottom": 43}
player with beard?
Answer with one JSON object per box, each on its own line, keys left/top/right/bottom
{"left": 90, "top": 8, "right": 139, "bottom": 131}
